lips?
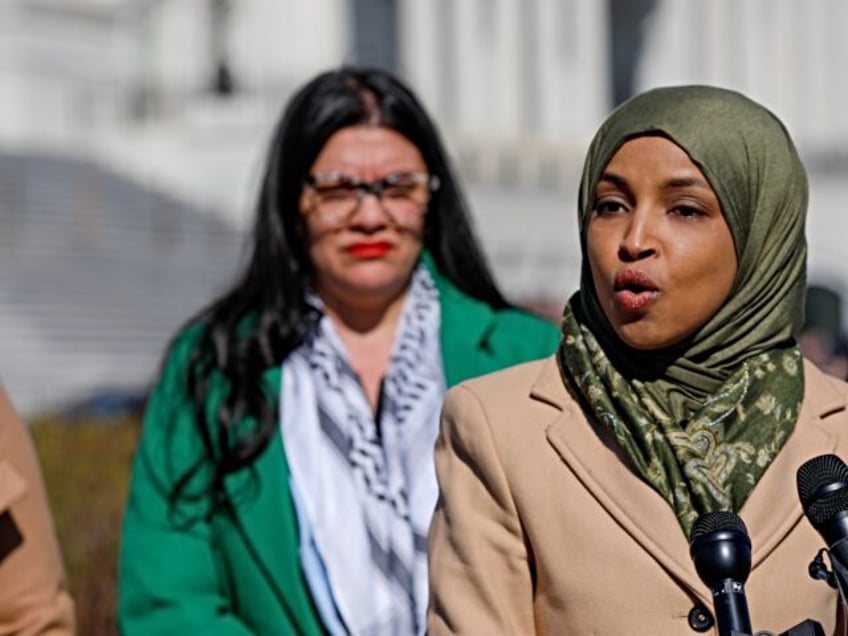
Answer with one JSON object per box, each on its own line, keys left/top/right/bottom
{"left": 613, "top": 269, "right": 660, "bottom": 312}
{"left": 346, "top": 241, "right": 392, "bottom": 258}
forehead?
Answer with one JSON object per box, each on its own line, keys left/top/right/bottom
{"left": 601, "top": 136, "right": 703, "bottom": 180}
{"left": 310, "top": 125, "right": 426, "bottom": 173}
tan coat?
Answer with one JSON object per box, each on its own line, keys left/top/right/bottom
{"left": 0, "top": 390, "right": 74, "bottom": 635}
{"left": 427, "top": 357, "right": 848, "bottom": 635}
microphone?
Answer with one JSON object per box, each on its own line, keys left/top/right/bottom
{"left": 690, "top": 511, "right": 753, "bottom": 636}
{"left": 796, "top": 453, "right": 848, "bottom": 604}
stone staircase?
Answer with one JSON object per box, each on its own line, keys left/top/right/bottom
{"left": 0, "top": 150, "right": 244, "bottom": 415}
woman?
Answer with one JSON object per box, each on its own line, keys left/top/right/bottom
{"left": 118, "top": 67, "right": 559, "bottom": 635}
{"left": 0, "top": 388, "right": 74, "bottom": 635}
{"left": 427, "top": 85, "right": 848, "bottom": 634}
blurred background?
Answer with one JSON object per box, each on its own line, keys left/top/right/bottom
{"left": 1, "top": 1, "right": 847, "bottom": 633}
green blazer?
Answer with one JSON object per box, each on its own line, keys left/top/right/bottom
{"left": 118, "top": 260, "right": 560, "bottom": 635}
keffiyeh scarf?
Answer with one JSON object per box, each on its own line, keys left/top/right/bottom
{"left": 282, "top": 265, "right": 445, "bottom": 635}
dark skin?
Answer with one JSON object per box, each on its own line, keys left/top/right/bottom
{"left": 587, "top": 136, "right": 739, "bottom": 351}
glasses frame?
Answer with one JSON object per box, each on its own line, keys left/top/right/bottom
{"left": 302, "top": 171, "right": 441, "bottom": 226}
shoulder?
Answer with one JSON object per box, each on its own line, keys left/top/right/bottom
{"left": 454, "top": 357, "right": 553, "bottom": 398}
{"left": 803, "top": 359, "right": 848, "bottom": 405}
{"left": 159, "top": 321, "right": 206, "bottom": 382}
{"left": 0, "top": 390, "right": 32, "bottom": 468}
{"left": 443, "top": 357, "right": 569, "bottom": 434}
{"left": 477, "top": 306, "right": 561, "bottom": 364}
{"left": 437, "top": 281, "right": 560, "bottom": 359}
{"left": 423, "top": 252, "right": 560, "bottom": 350}
{"left": 135, "top": 322, "right": 214, "bottom": 485}
{"left": 0, "top": 391, "right": 36, "bottom": 515}
{"left": 0, "top": 390, "right": 76, "bottom": 634}
{"left": 489, "top": 306, "right": 561, "bottom": 339}
{"left": 138, "top": 323, "right": 208, "bottom": 441}
{"left": 803, "top": 359, "right": 848, "bottom": 422}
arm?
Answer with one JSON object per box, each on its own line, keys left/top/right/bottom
{"left": 118, "top": 334, "right": 255, "bottom": 636}
{"left": 427, "top": 385, "right": 535, "bottom": 634}
{"left": 0, "top": 389, "right": 75, "bottom": 636}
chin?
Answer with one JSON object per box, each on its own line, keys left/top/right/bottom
{"left": 349, "top": 275, "right": 410, "bottom": 297}
{"left": 615, "top": 327, "right": 676, "bottom": 352}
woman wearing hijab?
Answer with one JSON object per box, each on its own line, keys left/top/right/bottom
{"left": 118, "top": 66, "right": 559, "bottom": 636}
{"left": 427, "top": 85, "right": 848, "bottom": 634}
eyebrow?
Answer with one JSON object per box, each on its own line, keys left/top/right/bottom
{"left": 597, "top": 173, "right": 628, "bottom": 189}
{"left": 662, "top": 176, "right": 712, "bottom": 191}
{"left": 597, "top": 173, "right": 712, "bottom": 191}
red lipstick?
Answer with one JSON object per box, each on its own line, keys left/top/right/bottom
{"left": 614, "top": 269, "right": 660, "bottom": 312}
{"left": 346, "top": 241, "right": 391, "bottom": 259}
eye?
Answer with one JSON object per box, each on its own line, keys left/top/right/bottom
{"left": 670, "top": 201, "right": 708, "bottom": 220}
{"left": 317, "top": 185, "right": 357, "bottom": 201}
{"left": 593, "top": 198, "right": 627, "bottom": 216}
{"left": 311, "top": 176, "right": 359, "bottom": 201}
{"left": 382, "top": 174, "right": 425, "bottom": 199}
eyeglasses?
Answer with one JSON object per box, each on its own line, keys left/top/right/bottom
{"left": 302, "top": 171, "right": 441, "bottom": 226}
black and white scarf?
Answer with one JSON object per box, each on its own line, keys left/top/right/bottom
{"left": 281, "top": 266, "right": 444, "bottom": 635}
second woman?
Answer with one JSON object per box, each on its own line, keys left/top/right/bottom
{"left": 119, "top": 66, "right": 560, "bottom": 635}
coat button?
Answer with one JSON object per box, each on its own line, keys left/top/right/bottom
{"left": 688, "top": 603, "right": 714, "bottom": 632}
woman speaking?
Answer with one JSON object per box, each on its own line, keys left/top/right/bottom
{"left": 427, "top": 85, "right": 848, "bottom": 634}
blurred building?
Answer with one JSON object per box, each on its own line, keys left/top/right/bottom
{"left": 1, "top": 0, "right": 847, "bottom": 412}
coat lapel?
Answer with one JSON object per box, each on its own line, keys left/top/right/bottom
{"left": 536, "top": 358, "right": 846, "bottom": 605}
{"left": 426, "top": 255, "right": 497, "bottom": 387}
{"left": 537, "top": 360, "right": 707, "bottom": 598}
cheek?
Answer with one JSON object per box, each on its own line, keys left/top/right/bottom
{"left": 303, "top": 227, "right": 343, "bottom": 277}
{"left": 302, "top": 210, "right": 336, "bottom": 245}
{"left": 672, "top": 235, "right": 737, "bottom": 322}
{"left": 681, "top": 231, "right": 737, "bottom": 291}
{"left": 585, "top": 229, "right": 613, "bottom": 288}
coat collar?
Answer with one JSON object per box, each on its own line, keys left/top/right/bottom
{"left": 536, "top": 357, "right": 846, "bottom": 605}
{"left": 422, "top": 252, "right": 498, "bottom": 387}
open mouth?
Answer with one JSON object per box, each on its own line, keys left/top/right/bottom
{"left": 614, "top": 270, "right": 659, "bottom": 311}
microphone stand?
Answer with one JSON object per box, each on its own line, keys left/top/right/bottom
{"left": 774, "top": 619, "right": 826, "bottom": 636}
{"left": 812, "top": 540, "right": 848, "bottom": 606}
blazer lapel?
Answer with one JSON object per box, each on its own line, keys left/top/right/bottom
{"left": 533, "top": 359, "right": 715, "bottom": 603}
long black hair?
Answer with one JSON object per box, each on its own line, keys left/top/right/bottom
{"left": 169, "top": 66, "right": 508, "bottom": 503}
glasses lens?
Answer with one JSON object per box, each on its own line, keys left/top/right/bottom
{"left": 309, "top": 175, "right": 359, "bottom": 224}
{"left": 381, "top": 174, "right": 430, "bottom": 222}
{"left": 307, "top": 172, "right": 433, "bottom": 225}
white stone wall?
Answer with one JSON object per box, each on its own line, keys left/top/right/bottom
{"left": 401, "top": 0, "right": 608, "bottom": 184}
{"left": 0, "top": 0, "right": 846, "bottom": 317}
{"left": 0, "top": 0, "right": 138, "bottom": 146}
{"left": 637, "top": 0, "right": 848, "bottom": 151}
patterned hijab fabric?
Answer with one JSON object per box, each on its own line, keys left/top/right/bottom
{"left": 557, "top": 85, "right": 809, "bottom": 535}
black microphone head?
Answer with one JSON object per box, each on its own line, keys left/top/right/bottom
{"left": 690, "top": 510, "right": 748, "bottom": 540}
{"left": 796, "top": 454, "right": 848, "bottom": 528}
{"left": 689, "top": 511, "right": 752, "bottom": 587}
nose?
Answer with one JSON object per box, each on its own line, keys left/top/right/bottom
{"left": 618, "top": 208, "right": 657, "bottom": 261}
{"left": 349, "top": 191, "right": 390, "bottom": 228}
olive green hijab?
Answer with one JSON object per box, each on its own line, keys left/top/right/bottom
{"left": 557, "top": 85, "right": 808, "bottom": 535}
